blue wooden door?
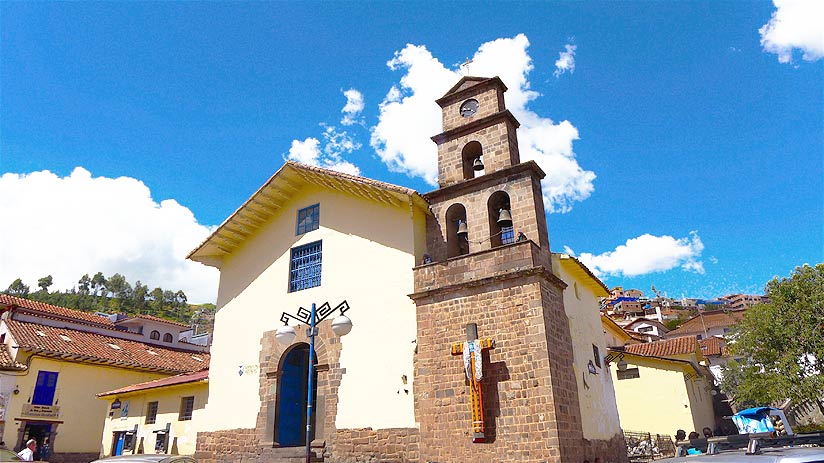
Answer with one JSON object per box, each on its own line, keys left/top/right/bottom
{"left": 114, "top": 433, "right": 125, "bottom": 456}
{"left": 32, "top": 371, "right": 58, "bottom": 405}
{"left": 276, "top": 345, "right": 315, "bottom": 447}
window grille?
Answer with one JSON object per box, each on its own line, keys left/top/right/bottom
{"left": 289, "top": 241, "right": 322, "bottom": 292}
{"left": 146, "top": 401, "right": 158, "bottom": 424}
{"left": 179, "top": 396, "right": 195, "bottom": 421}
{"left": 296, "top": 204, "right": 320, "bottom": 235}
{"left": 501, "top": 226, "right": 515, "bottom": 245}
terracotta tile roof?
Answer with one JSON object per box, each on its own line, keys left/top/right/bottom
{"left": 5, "top": 319, "right": 209, "bottom": 374}
{"left": 668, "top": 309, "right": 746, "bottom": 337}
{"left": 0, "top": 343, "right": 25, "bottom": 370}
{"left": 624, "top": 335, "right": 700, "bottom": 358}
{"left": 699, "top": 336, "right": 726, "bottom": 357}
{"left": 115, "top": 314, "right": 190, "bottom": 329}
{"left": 98, "top": 368, "right": 209, "bottom": 397}
{"left": 0, "top": 294, "right": 113, "bottom": 327}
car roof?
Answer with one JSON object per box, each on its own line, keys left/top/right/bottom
{"left": 658, "top": 447, "right": 824, "bottom": 462}
{"left": 90, "top": 456, "right": 195, "bottom": 463}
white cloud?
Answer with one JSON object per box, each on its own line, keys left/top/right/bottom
{"left": 759, "top": 0, "right": 824, "bottom": 63}
{"left": 341, "top": 89, "right": 365, "bottom": 126}
{"left": 0, "top": 168, "right": 218, "bottom": 303}
{"left": 287, "top": 137, "right": 322, "bottom": 164}
{"left": 285, "top": 129, "right": 361, "bottom": 176}
{"left": 371, "top": 34, "right": 595, "bottom": 213}
{"left": 553, "top": 44, "right": 577, "bottom": 77}
{"left": 571, "top": 231, "right": 705, "bottom": 278}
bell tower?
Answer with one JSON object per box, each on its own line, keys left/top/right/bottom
{"left": 411, "top": 76, "right": 585, "bottom": 462}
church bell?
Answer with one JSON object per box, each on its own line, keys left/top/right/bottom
{"left": 472, "top": 157, "right": 484, "bottom": 171}
{"left": 497, "top": 209, "right": 513, "bottom": 227}
{"left": 456, "top": 220, "right": 468, "bottom": 236}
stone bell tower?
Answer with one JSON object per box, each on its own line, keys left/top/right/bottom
{"left": 410, "top": 77, "right": 585, "bottom": 462}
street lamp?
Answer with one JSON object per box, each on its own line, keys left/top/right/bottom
{"left": 276, "top": 300, "right": 352, "bottom": 463}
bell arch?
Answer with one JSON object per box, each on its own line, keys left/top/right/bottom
{"left": 487, "top": 191, "right": 514, "bottom": 248}
{"left": 461, "top": 141, "right": 484, "bottom": 180}
{"left": 445, "top": 203, "right": 469, "bottom": 258}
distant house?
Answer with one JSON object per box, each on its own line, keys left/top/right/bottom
{"left": 624, "top": 318, "right": 669, "bottom": 340}
{"left": 666, "top": 309, "right": 746, "bottom": 340}
{"left": 0, "top": 294, "right": 209, "bottom": 463}
{"left": 607, "top": 336, "right": 716, "bottom": 437}
{"left": 97, "top": 369, "right": 209, "bottom": 456}
{"left": 721, "top": 294, "right": 768, "bottom": 311}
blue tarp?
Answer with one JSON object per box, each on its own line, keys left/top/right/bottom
{"left": 731, "top": 407, "right": 776, "bottom": 434}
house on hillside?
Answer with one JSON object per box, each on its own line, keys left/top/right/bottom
{"left": 0, "top": 294, "right": 209, "bottom": 463}
{"left": 666, "top": 309, "right": 746, "bottom": 340}
{"left": 606, "top": 336, "right": 716, "bottom": 437}
{"left": 624, "top": 318, "right": 669, "bottom": 340}
{"left": 97, "top": 369, "right": 209, "bottom": 456}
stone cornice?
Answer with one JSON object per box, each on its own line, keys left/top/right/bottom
{"left": 431, "top": 110, "right": 520, "bottom": 145}
{"left": 423, "top": 161, "right": 545, "bottom": 202}
{"left": 408, "top": 264, "right": 566, "bottom": 301}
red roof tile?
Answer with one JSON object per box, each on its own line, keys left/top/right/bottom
{"left": 624, "top": 335, "right": 700, "bottom": 358}
{"left": 98, "top": 369, "right": 209, "bottom": 397}
{"left": 0, "top": 294, "right": 114, "bottom": 327}
{"left": 668, "top": 310, "right": 746, "bottom": 337}
{"left": 0, "top": 343, "right": 25, "bottom": 370}
{"left": 5, "top": 319, "right": 209, "bottom": 374}
{"left": 699, "top": 336, "right": 726, "bottom": 357}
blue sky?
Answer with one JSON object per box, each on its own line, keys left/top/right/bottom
{"left": 1, "top": 1, "right": 822, "bottom": 303}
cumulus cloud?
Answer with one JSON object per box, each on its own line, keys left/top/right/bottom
{"left": 370, "top": 34, "right": 595, "bottom": 212}
{"left": 0, "top": 168, "right": 219, "bottom": 303}
{"left": 553, "top": 44, "right": 577, "bottom": 77}
{"left": 341, "top": 89, "right": 365, "bottom": 126}
{"left": 285, "top": 90, "right": 363, "bottom": 176}
{"left": 759, "top": 0, "right": 824, "bottom": 63}
{"left": 570, "top": 231, "right": 705, "bottom": 278}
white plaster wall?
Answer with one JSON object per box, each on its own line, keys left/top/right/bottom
{"left": 201, "top": 185, "right": 421, "bottom": 433}
{"left": 552, "top": 259, "right": 623, "bottom": 441}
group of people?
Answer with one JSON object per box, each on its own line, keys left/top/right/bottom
{"left": 675, "top": 426, "right": 717, "bottom": 442}
{"left": 14, "top": 438, "right": 50, "bottom": 462}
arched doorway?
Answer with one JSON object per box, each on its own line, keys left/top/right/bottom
{"left": 275, "top": 343, "right": 317, "bottom": 447}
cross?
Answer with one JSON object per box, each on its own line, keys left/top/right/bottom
{"left": 451, "top": 322, "right": 495, "bottom": 443}
{"left": 460, "top": 58, "right": 473, "bottom": 76}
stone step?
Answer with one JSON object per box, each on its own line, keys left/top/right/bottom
{"left": 261, "top": 447, "right": 323, "bottom": 463}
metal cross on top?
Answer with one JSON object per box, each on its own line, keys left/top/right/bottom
{"left": 450, "top": 322, "right": 495, "bottom": 443}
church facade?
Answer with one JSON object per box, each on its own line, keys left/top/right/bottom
{"left": 189, "top": 77, "right": 626, "bottom": 462}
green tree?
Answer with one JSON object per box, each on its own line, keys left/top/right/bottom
{"left": 91, "top": 272, "right": 106, "bottom": 297}
{"left": 721, "top": 264, "right": 824, "bottom": 413}
{"left": 6, "top": 278, "right": 29, "bottom": 297}
{"left": 78, "top": 274, "right": 91, "bottom": 295}
{"left": 37, "top": 275, "right": 53, "bottom": 293}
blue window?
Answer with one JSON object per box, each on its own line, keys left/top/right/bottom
{"left": 290, "top": 241, "right": 322, "bottom": 292}
{"left": 296, "top": 204, "right": 320, "bottom": 235}
{"left": 501, "top": 226, "right": 515, "bottom": 245}
{"left": 32, "top": 370, "right": 58, "bottom": 405}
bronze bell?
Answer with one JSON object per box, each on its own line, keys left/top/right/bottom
{"left": 497, "top": 209, "right": 513, "bottom": 227}
{"left": 473, "top": 157, "right": 484, "bottom": 171}
{"left": 456, "top": 220, "right": 468, "bottom": 236}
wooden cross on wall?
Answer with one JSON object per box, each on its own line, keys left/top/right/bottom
{"left": 450, "top": 323, "right": 495, "bottom": 443}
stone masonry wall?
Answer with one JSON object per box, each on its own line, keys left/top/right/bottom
{"left": 412, "top": 269, "right": 585, "bottom": 463}
{"left": 332, "top": 428, "right": 420, "bottom": 463}
{"left": 194, "top": 428, "right": 259, "bottom": 463}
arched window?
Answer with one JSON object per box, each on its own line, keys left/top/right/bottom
{"left": 487, "top": 191, "right": 514, "bottom": 248}
{"left": 445, "top": 203, "right": 469, "bottom": 258}
{"left": 163, "top": 333, "right": 173, "bottom": 343}
{"left": 150, "top": 330, "right": 160, "bottom": 340}
{"left": 461, "top": 141, "right": 484, "bottom": 180}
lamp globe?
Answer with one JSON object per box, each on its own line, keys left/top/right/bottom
{"left": 275, "top": 324, "right": 297, "bottom": 345}
{"left": 331, "top": 315, "right": 353, "bottom": 337}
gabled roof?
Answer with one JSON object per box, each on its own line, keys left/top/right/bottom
{"left": 601, "top": 314, "right": 634, "bottom": 345}
{"left": 187, "top": 161, "right": 430, "bottom": 268}
{"left": 435, "top": 76, "right": 507, "bottom": 107}
{"left": 625, "top": 317, "right": 670, "bottom": 332}
{"left": 97, "top": 368, "right": 208, "bottom": 397}
{"left": 0, "top": 293, "right": 114, "bottom": 328}
{"left": 624, "top": 335, "right": 703, "bottom": 359}
{"left": 553, "top": 253, "right": 609, "bottom": 297}
{"left": 5, "top": 319, "right": 209, "bottom": 374}
{"left": 115, "top": 314, "right": 190, "bottom": 329}
{"left": 668, "top": 309, "right": 746, "bottom": 337}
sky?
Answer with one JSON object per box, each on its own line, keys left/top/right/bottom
{"left": 1, "top": 1, "right": 822, "bottom": 304}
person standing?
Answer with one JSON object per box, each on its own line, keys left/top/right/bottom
{"left": 17, "top": 439, "right": 36, "bottom": 461}
{"left": 39, "top": 438, "right": 51, "bottom": 461}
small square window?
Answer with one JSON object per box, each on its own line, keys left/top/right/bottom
{"left": 179, "top": 396, "right": 194, "bottom": 421}
{"left": 296, "top": 204, "right": 320, "bottom": 235}
{"left": 145, "top": 401, "right": 158, "bottom": 424}
{"left": 289, "top": 241, "right": 322, "bottom": 292}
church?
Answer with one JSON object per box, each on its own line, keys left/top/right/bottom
{"left": 188, "top": 76, "right": 627, "bottom": 462}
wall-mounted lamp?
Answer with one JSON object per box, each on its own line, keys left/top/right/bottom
{"left": 617, "top": 360, "right": 628, "bottom": 371}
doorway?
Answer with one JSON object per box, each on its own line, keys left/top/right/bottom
{"left": 20, "top": 423, "right": 50, "bottom": 457}
{"left": 275, "top": 343, "right": 316, "bottom": 447}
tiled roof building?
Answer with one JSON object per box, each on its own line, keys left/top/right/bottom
{"left": 667, "top": 309, "right": 746, "bottom": 339}
{"left": 624, "top": 335, "right": 701, "bottom": 358}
